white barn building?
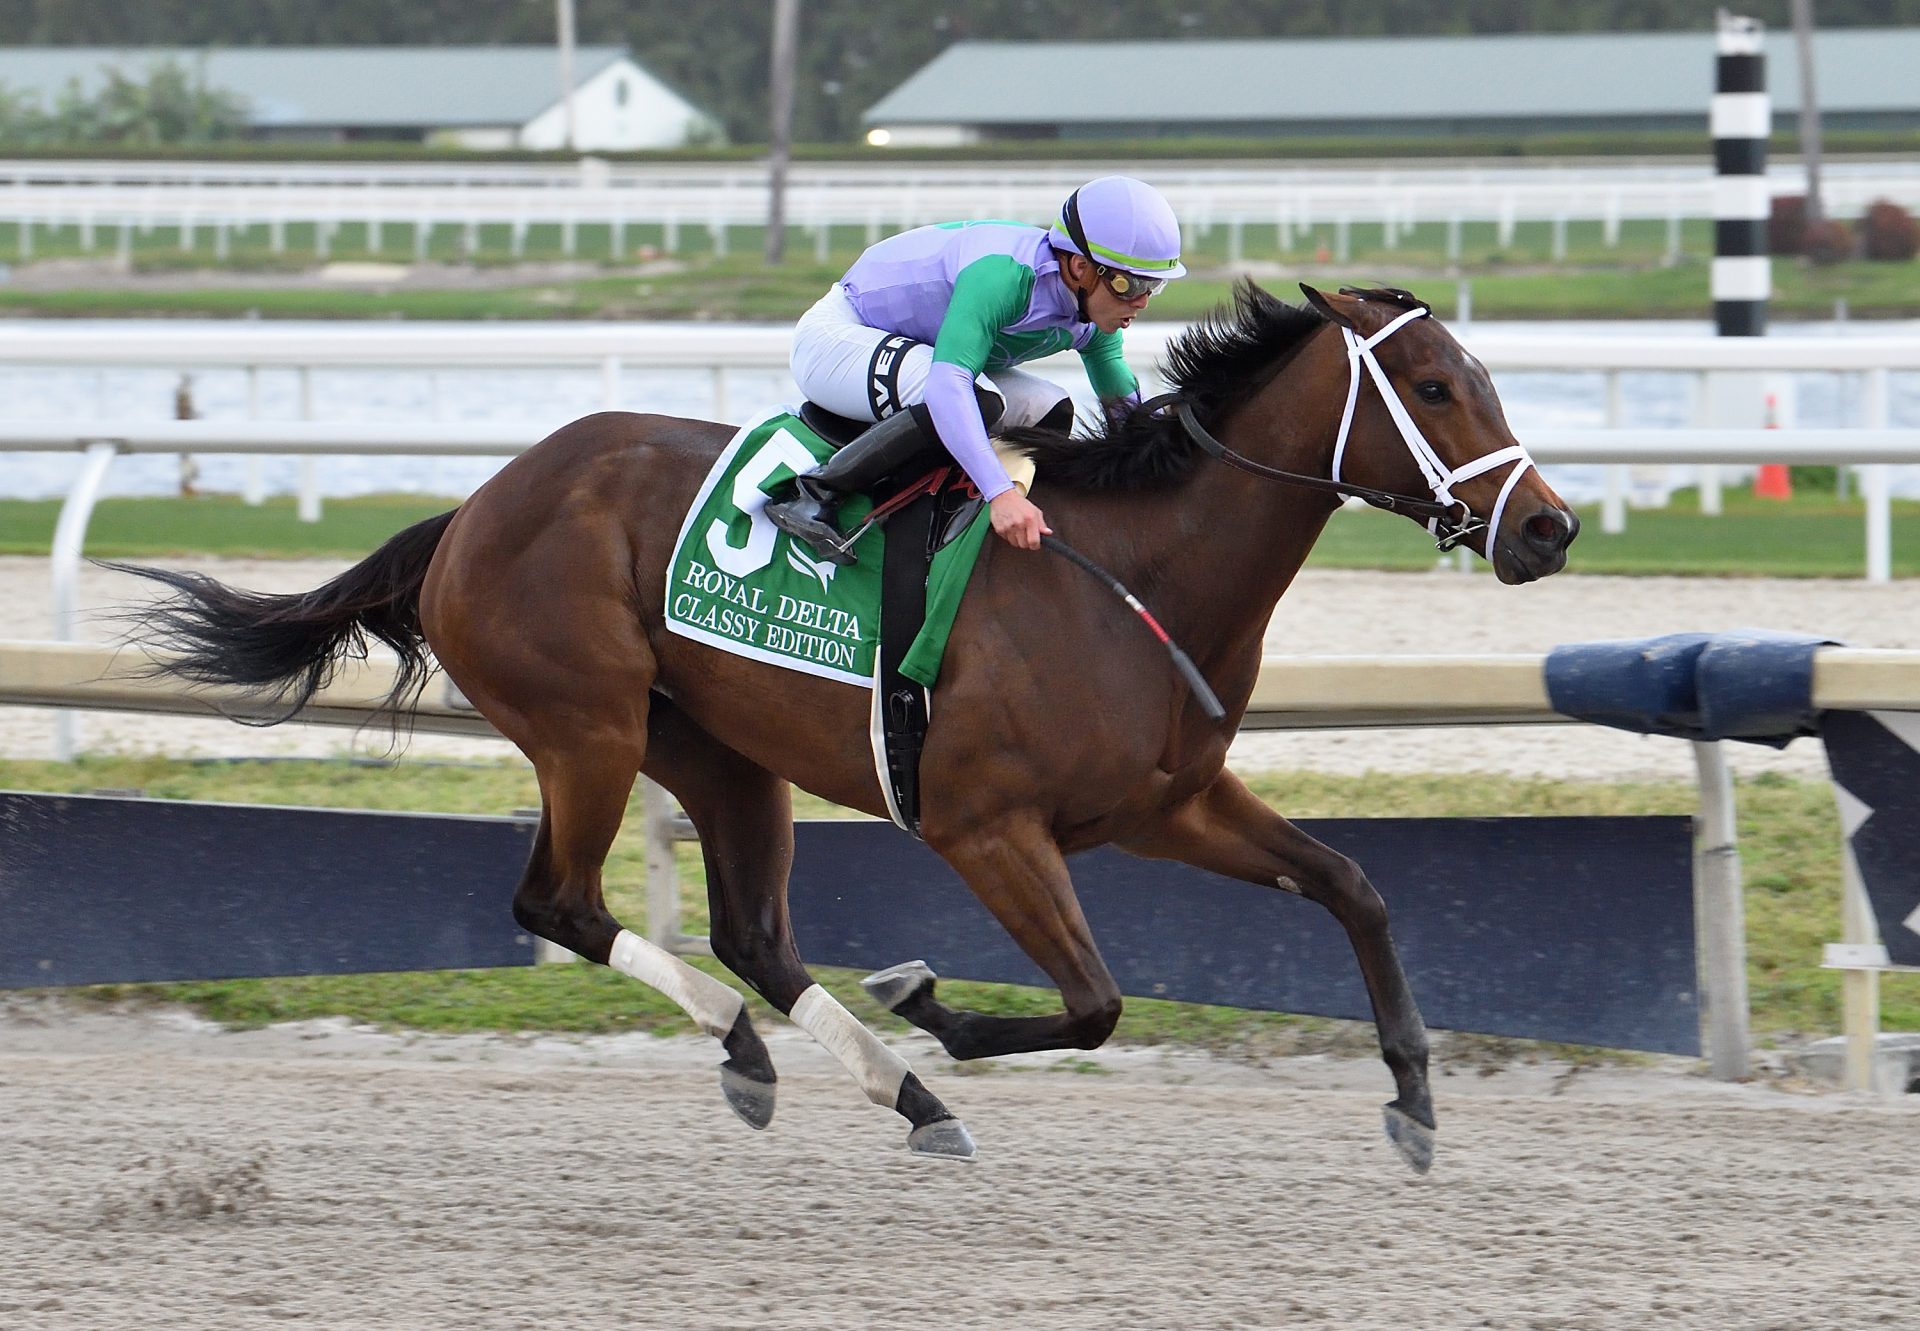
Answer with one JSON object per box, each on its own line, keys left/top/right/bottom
{"left": 0, "top": 46, "right": 719, "bottom": 150}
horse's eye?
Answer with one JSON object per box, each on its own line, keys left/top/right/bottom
{"left": 1415, "top": 381, "right": 1450, "bottom": 404}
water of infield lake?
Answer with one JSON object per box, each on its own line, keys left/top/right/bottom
{"left": 5, "top": 319, "right": 1920, "bottom": 507}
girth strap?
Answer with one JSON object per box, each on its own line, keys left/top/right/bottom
{"left": 874, "top": 481, "right": 962, "bottom": 838}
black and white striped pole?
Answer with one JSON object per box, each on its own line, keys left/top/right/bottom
{"left": 1712, "top": 11, "right": 1769, "bottom": 336}
{"left": 1696, "top": 11, "right": 1772, "bottom": 519}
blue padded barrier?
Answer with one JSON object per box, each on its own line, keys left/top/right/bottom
{"left": 792, "top": 816, "right": 1701, "bottom": 1055}
{"left": 0, "top": 791, "right": 537, "bottom": 987}
{"left": 1545, "top": 629, "right": 1836, "bottom": 748}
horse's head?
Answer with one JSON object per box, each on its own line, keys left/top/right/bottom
{"left": 1298, "top": 284, "right": 1577, "bottom": 585}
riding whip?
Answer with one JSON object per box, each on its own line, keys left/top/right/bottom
{"left": 1038, "top": 534, "right": 1226, "bottom": 722}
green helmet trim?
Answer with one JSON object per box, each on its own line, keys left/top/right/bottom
{"left": 1048, "top": 221, "right": 1182, "bottom": 273}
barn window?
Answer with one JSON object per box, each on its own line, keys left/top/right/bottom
{"left": 614, "top": 77, "right": 629, "bottom": 107}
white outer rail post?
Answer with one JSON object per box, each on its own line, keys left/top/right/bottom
{"left": 600, "top": 353, "right": 622, "bottom": 409}
{"left": 243, "top": 365, "right": 266, "bottom": 505}
{"left": 1863, "top": 366, "right": 1891, "bottom": 583}
{"left": 1702, "top": 371, "right": 1769, "bottom": 515}
{"left": 1862, "top": 464, "right": 1892, "bottom": 584}
{"left": 297, "top": 366, "right": 322, "bottom": 523}
{"left": 1692, "top": 740, "right": 1750, "bottom": 1080}
{"left": 1602, "top": 371, "right": 1626, "bottom": 534}
{"left": 1695, "top": 374, "right": 1722, "bottom": 517}
{"left": 49, "top": 440, "right": 119, "bottom": 761}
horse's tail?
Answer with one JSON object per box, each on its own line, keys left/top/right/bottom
{"left": 104, "top": 508, "right": 458, "bottom": 725}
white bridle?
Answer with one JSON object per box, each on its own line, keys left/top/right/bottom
{"left": 1330, "top": 304, "right": 1538, "bottom": 557}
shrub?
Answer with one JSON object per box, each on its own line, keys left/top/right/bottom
{"left": 1789, "top": 465, "right": 1839, "bottom": 493}
{"left": 1803, "top": 218, "right": 1856, "bottom": 266}
{"left": 1769, "top": 194, "right": 1807, "bottom": 255}
{"left": 1860, "top": 198, "right": 1920, "bottom": 261}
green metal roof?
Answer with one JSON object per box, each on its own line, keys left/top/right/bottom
{"left": 864, "top": 30, "right": 1920, "bottom": 125}
{"left": 0, "top": 47, "right": 645, "bottom": 128}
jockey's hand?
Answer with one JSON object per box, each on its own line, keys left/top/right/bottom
{"left": 989, "top": 489, "right": 1051, "bottom": 551}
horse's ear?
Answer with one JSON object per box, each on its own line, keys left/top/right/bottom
{"left": 1299, "top": 283, "right": 1357, "bottom": 331}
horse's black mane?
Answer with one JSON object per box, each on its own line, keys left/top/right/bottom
{"left": 1006, "top": 281, "right": 1421, "bottom": 493}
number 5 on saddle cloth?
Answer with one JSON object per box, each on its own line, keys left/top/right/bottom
{"left": 664, "top": 401, "right": 1021, "bottom": 836}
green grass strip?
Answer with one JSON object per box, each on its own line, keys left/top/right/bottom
{"left": 0, "top": 494, "right": 458, "bottom": 559}
{"left": 0, "top": 251, "right": 1919, "bottom": 321}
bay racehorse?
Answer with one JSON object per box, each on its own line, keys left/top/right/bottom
{"left": 113, "top": 282, "right": 1576, "bottom": 1172}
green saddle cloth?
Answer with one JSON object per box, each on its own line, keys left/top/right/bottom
{"left": 664, "top": 407, "right": 990, "bottom": 689}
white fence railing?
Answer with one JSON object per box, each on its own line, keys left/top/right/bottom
{"left": 4, "top": 324, "right": 1916, "bottom": 589}
{"left": 1, "top": 158, "right": 1918, "bottom": 259}
{"left": 4, "top": 321, "right": 1920, "bottom": 369}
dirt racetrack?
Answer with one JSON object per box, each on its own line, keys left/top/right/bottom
{"left": 2, "top": 1001, "right": 1915, "bottom": 1331}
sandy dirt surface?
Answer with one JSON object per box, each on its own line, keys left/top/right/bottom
{"left": 0, "top": 998, "right": 1914, "bottom": 1331}
{"left": 5, "top": 554, "right": 1915, "bottom": 780}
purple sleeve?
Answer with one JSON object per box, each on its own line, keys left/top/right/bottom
{"left": 923, "top": 360, "right": 1015, "bottom": 501}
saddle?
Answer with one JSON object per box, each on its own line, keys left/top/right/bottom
{"left": 798, "top": 400, "right": 983, "bottom": 837}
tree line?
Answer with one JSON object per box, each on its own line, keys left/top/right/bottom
{"left": 0, "top": 1, "right": 1911, "bottom": 144}
{"left": 0, "top": 58, "right": 245, "bottom": 144}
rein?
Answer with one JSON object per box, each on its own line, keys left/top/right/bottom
{"left": 1160, "top": 398, "right": 1456, "bottom": 525}
{"left": 1143, "top": 305, "right": 1538, "bottom": 556}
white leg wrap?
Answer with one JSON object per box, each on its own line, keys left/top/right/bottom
{"left": 608, "top": 929, "right": 745, "bottom": 1039}
{"left": 789, "top": 983, "right": 911, "bottom": 1107}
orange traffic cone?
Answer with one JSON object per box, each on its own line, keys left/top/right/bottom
{"left": 1754, "top": 392, "right": 1793, "bottom": 500}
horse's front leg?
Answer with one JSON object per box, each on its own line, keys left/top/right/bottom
{"left": 864, "top": 813, "right": 1125, "bottom": 1060}
{"left": 1121, "top": 770, "right": 1435, "bottom": 1174}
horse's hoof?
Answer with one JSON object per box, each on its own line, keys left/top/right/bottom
{"left": 719, "top": 1008, "right": 776, "bottom": 1131}
{"left": 1382, "top": 1103, "right": 1435, "bottom": 1175}
{"left": 906, "top": 1117, "right": 976, "bottom": 1162}
{"left": 862, "top": 959, "right": 936, "bottom": 1013}
{"left": 719, "top": 1062, "right": 776, "bottom": 1130}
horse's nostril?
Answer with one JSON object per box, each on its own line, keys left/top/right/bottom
{"left": 1524, "top": 512, "right": 1566, "bottom": 548}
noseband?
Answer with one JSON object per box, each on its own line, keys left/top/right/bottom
{"left": 1149, "top": 305, "right": 1539, "bottom": 555}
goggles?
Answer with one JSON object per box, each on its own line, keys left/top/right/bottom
{"left": 1096, "top": 265, "right": 1166, "bottom": 301}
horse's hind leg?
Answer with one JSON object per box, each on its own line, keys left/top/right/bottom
{"left": 643, "top": 698, "right": 975, "bottom": 1160}
{"left": 510, "top": 720, "right": 776, "bottom": 1130}
{"left": 420, "top": 482, "right": 770, "bottom": 1126}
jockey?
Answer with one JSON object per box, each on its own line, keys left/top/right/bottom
{"left": 767, "top": 174, "right": 1186, "bottom": 564}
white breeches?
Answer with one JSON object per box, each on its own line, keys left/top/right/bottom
{"left": 790, "top": 284, "right": 1071, "bottom": 428}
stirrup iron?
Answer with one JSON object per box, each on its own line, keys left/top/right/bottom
{"left": 768, "top": 490, "right": 863, "bottom": 566}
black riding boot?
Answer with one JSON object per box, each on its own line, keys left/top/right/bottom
{"left": 765, "top": 407, "right": 944, "bottom": 566}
